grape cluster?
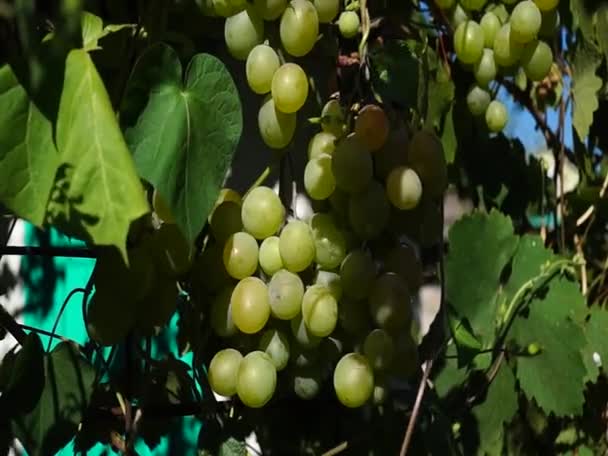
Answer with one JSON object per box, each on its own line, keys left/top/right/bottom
{"left": 442, "top": 0, "right": 558, "bottom": 132}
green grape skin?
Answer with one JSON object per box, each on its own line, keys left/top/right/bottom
{"left": 152, "top": 188, "right": 175, "bottom": 223}
{"left": 539, "top": 9, "right": 559, "bottom": 38}
{"left": 321, "top": 99, "right": 346, "bottom": 137}
{"left": 460, "top": 0, "right": 486, "bottom": 12}
{"left": 510, "top": 1, "right": 541, "bottom": 44}
{"left": 383, "top": 244, "right": 422, "bottom": 290}
{"left": 271, "top": 63, "right": 309, "bottom": 114}
{"left": 258, "top": 236, "right": 284, "bottom": 276}
{"left": 534, "top": 0, "right": 558, "bottom": 11}
{"left": 241, "top": 186, "right": 285, "bottom": 240}
{"left": 389, "top": 333, "right": 419, "bottom": 379}
{"left": 212, "top": 0, "right": 247, "bottom": 17}
{"left": 407, "top": 130, "right": 448, "bottom": 199}
{"left": 348, "top": 180, "right": 390, "bottom": 240}
{"left": 308, "top": 131, "right": 336, "bottom": 160}
{"left": 375, "top": 124, "right": 409, "bottom": 180}
{"left": 493, "top": 23, "right": 523, "bottom": 67}
{"left": 453, "top": 20, "right": 484, "bottom": 64}
{"left": 338, "top": 296, "right": 370, "bottom": 336}
{"left": 466, "top": 85, "right": 492, "bottom": 116}
{"left": 258, "top": 96, "right": 297, "bottom": 149}
{"left": 254, "top": 0, "right": 287, "bottom": 19}
{"left": 208, "top": 348, "right": 243, "bottom": 397}
{"left": 338, "top": 11, "right": 360, "bottom": 38}
{"left": 449, "top": 4, "right": 469, "bottom": 29}
{"left": 331, "top": 133, "right": 373, "bottom": 194}
{"left": 223, "top": 231, "right": 259, "bottom": 280}
{"left": 369, "top": 272, "right": 412, "bottom": 332}
{"left": 310, "top": 213, "right": 346, "bottom": 269}
{"left": 313, "top": 0, "right": 339, "bottom": 23}
{"left": 313, "top": 270, "right": 342, "bottom": 301}
{"left": 304, "top": 154, "right": 336, "bottom": 201}
{"left": 521, "top": 40, "right": 553, "bottom": 81}
{"left": 435, "top": 0, "right": 454, "bottom": 10}
{"left": 268, "top": 269, "right": 304, "bottom": 320}
{"left": 373, "top": 378, "right": 388, "bottom": 405}
{"left": 236, "top": 351, "right": 277, "bottom": 408}
{"left": 259, "top": 328, "right": 290, "bottom": 371}
{"left": 279, "top": 220, "right": 316, "bottom": 272}
{"left": 291, "top": 313, "right": 322, "bottom": 348}
{"left": 224, "top": 7, "right": 264, "bottom": 60}
{"left": 340, "top": 249, "right": 376, "bottom": 300}
{"left": 480, "top": 12, "right": 500, "bottom": 48}
{"left": 246, "top": 44, "right": 280, "bottom": 95}
{"left": 385, "top": 166, "right": 423, "bottom": 210}
{"left": 354, "top": 104, "right": 389, "bottom": 152}
{"left": 363, "top": 329, "right": 395, "bottom": 371}
{"left": 302, "top": 285, "right": 338, "bottom": 337}
{"left": 210, "top": 200, "right": 243, "bottom": 244}
{"left": 211, "top": 285, "right": 237, "bottom": 337}
{"left": 485, "top": 100, "right": 508, "bottom": 132}
{"left": 333, "top": 353, "right": 374, "bottom": 408}
{"left": 280, "top": 0, "right": 319, "bottom": 57}
{"left": 473, "top": 49, "right": 497, "bottom": 87}
{"left": 231, "top": 277, "right": 271, "bottom": 334}
{"left": 292, "top": 364, "right": 323, "bottom": 399}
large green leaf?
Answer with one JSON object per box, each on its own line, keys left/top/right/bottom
{"left": 12, "top": 341, "right": 96, "bottom": 456}
{"left": 124, "top": 43, "right": 243, "bottom": 244}
{"left": 51, "top": 49, "right": 150, "bottom": 260}
{"left": 581, "top": 306, "right": 608, "bottom": 383}
{"left": 571, "top": 43, "right": 602, "bottom": 142}
{"left": 0, "top": 65, "right": 60, "bottom": 226}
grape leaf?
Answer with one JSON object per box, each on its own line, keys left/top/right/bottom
{"left": 81, "top": 11, "right": 135, "bottom": 51}
{"left": 581, "top": 306, "right": 608, "bottom": 382}
{"left": 509, "top": 278, "right": 587, "bottom": 416}
{"left": 596, "top": 5, "right": 608, "bottom": 64}
{"left": 0, "top": 65, "right": 60, "bottom": 226}
{"left": 569, "top": 0, "right": 595, "bottom": 41}
{"left": 123, "top": 43, "right": 242, "bottom": 245}
{"left": 433, "top": 344, "right": 468, "bottom": 398}
{"left": 571, "top": 43, "right": 602, "bottom": 142}
{"left": 441, "top": 103, "right": 456, "bottom": 164}
{"left": 218, "top": 437, "right": 247, "bottom": 456}
{"left": 446, "top": 209, "right": 519, "bottom": 344}
{"left": 12, "top": 341, "right": 96, "bottom": 456}
{"left": 51, "top": 49, "right": 149, "bottom": 261}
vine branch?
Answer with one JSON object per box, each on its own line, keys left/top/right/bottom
{"left": 0, "top": 245, "right": 97, "bottom": 258}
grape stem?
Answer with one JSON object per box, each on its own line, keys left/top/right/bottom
{"left": 399, "top": 359, "right": 434, "bottom": 456}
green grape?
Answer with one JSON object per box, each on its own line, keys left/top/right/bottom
{"left": 242, "top": 186, "right": 285, "bottom": 240}
{"left": 224, "top": 7, "right": 264, "bottom": 60}
{"left": 290, "top": 342, "right": 320, "bottom": 367}
{"left": 466, "top": 85, "right": 491, "bottom": 116}
{"left": 407, "top": 130, "right": 448, "bottom": 199}
{"left": 384, "top": 244, "right": 422, "bottom": 290}
{"left": 493, "top": 23, "right": 523, "bottom": 67}
{"left": 473, "top": 48, "right": 497, "bottom": 87}
{"left": 291, "top": 313, "right": 322, "bottom": 348}
{"left": 389, "top": 333, "right": 419, "bottom": 379}
{"left": 268, "top": 269, "right": 304, "bottom": 319}
{"left": 310, "top": 213, "right": 346, "bottom": 269}
{"left": 211, "top": 285, "right": 237, "bottom": 337}
{"left": 373, "top": 378, "right": 388, "bottom": 405}
{"left": 246, "top": 44, "right": 280, "bottom": 95}
{"left": 480, "top": 11, "right": 500, "bottom": 48}
{"left": 154, "top": 223, "right": 193, "bottom": 277}
{"left": 340, "top": 249, "right": 376, "bottom": 300}
{"left": 338, "top": 11, "right": 359, "bottom": 38}
{"left": 302, "top": 285, "right": 338, "bottom": 337}
{"left": 279, "top": 220, "right": 316, "bottom": 272}
{"left": 304, "top": 154, "right": 336, "bottom": 200}
{"left": 314, "top": 269, "right": 342, "bottom": 301}
{"left": 363, "top": 329, "right": 395, "bottom": 371}
{"left": 521, "top": 40, "right": 553, "bottom": 81}
{"left": 258, "top": 95, "right": 297, "bottom": 149}
{"left": 328, "top": 187, "right": 349, "bottom": 220}
{"left": 333, "top": 353, "right": 374, "bottom": 408}
{"left": 485, "top": 100, "right": 508, "bottom": 132}
{"left": 435, "top": 0, "right": 454, "bottom": 10}
{"left": 449, "top": 4, "right": 469, "bottom": 29}
{"left": 453, "top": 20, "right": 484, "bottom": 64}
{"left": 259, "top": 328, "right": 290, "bottom": 371}
{"left": 210, "top": 200, "right": 243, "bottom": 244}
{"left": 208, "top": 348, "right": 243, "bottom": 397}
{"left": 510, "top": 1, "right": 541, "bottom": 43}
{"left": 354, "top": 104, "right": 389, "bottom": 151}
{"left": 338, "top": 296, "right": 370, "bottom": 336}
{"left": 313, "top": 0, "right": 339, "bottom": 23}
{"left": 212, "top": 0, "right": 247, "bottom": 16}
{"left": 195, "top": 243, "right": 232, "bottom": 292}
{"left": 152, "top": 188, "right": 175, "bottom": 223}
{"left": 280, "top": 0, "right": 319, "bottom": 57}
{"left": 292, "top": 364, "right": 323, "bottom": 399}
{"left": 375, "top": 124, "right": 409, "bottom": 180}
{"left": 236, "top": 351, "right": 277, "bottom": 407}
{"left": 223, "top": 231, "right": 259, "bottom": 279}
{"left": 308, "top": 131, "right": 336, "bottom": 160}
{"left": 348, "top": 180, "right": 390, "bottom": 240}
{"left": 369, "top": 272, "right": 412, "bottom": 332}
{"left": 539, "top": 9, "right": 559, "bottom": 38}
{"left": 534, "top": 0, "right": 558, "bottom": 11}
{"left": 254, "top": 0, "right": 287, "bottom": 19}
{"left": 385, "top": 166, "right": 423, "bottom": 210}
{"left": 332, "top": 133, "right": 373, "bottom": 194}
{"left": 321, "top": 99, "right": 346, "bottom": 137}
{"left": 460, "top": 0, "right": 486, "bottom": 12}
{"left": 259, "top": 236, "right": 283, "bottom": 276}
{"left": 231, "top": 276, "right": 271, "bottom": 334}
{"left": 271, "top": 63, "right": 309, "bottom": 114}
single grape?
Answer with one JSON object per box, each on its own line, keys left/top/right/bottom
{"left": 348, "top": 180, "right": 390, "bottom": 240}
{"left": 375, "top": 124, "right": 409, "bottom": 180}
{"left": 385, "top": 166, "right": 423, "bottom": 210}
{"left": 258, "top": 96, "right": 297, "bottom": 149}
{"left": 539, "top": 9, "right": 559, "bottom": 38}
{"left": 302, "top": 285, "right": 338, "bottom": 337}
{"left": 449, "top": 4, "right": 469, "bottom": 29}
{"left": 211, "top": 285, "right": 237, "bottom": 337}
{"left": 338, "top": 296, "right": 370, "bottom": 336}
{"left": 466, "top": 85, "right": 492, "bottom": 116}
{"left": 271, "top": 63, "right": 309, "bottom": 114}
{"left": 254, "top": 0, "right": 287, "bottom": 19}
{"left": 510, "top": 1, "right": 541, "bottom": 44}
{"left": 246, "top": 44, "right": 280, "bottom": 95}
{"left": 354, "top": 104, "right": 389, "bottom": 151}
{"left": 383, "top": 244, "right": 422, "bottom": 290}
{"left": 280, "top": 0, "right": 319, "bottom": 57}
{"left": 212, "top": 0, "right": 247, "bottom": 16}
{"left": 369, "top": 272, "right": 412, "bottom": 332}
{"left": 210, "top": 200, "right": 243, "bottom": 244}
{"left": 321, "top": 99, "right": 346, "bottom": 137}
{"left": 460, "top": 0, "right": 486, "bottom": 12}
{"left": 331, "top": 133, "right": 373, "bottom": 193}
{"left": 407, "top": 130, "right": 448, "bottom": 199}
{"left": 313, "top": 0, "right": 339, "bottom": 23}
{"left": 340, "top": 249, "right": 376, "bottom": 300}
{"left": 313, "top": 269, "right": 342, "bottom": 301}
{"left": 259, "top": 328, "right": 290, "bottom": 371}
{"left": 258, "top": 236, "right": 282, "bottom": 276}
{"left": 152, "top": 188, "right": 175, "bottom": 223}
{"left": 480, "top": 11, "right": 500, "bottom": 48}
{"left": 363, "top": 329, "right": 395, "bottom": 371}
{"left": 521, "top": 39, "right": 553, "bottom": 81}
{"left": 473, "top": 48, "right": 497, "bottom": 87}
{"left": 308, "top": 131, "right": 336, "bottom": 160}
{"left": 292, "top": 364, "right": 323, "bottom": 399}
{"left": 453, "top": 20, "right": 484, "bottom": 64}
{"left": 231, "top": 276, "right": 271, "bottom": 334}
{"left": 333, "top": 353, "right": 374, "bottom": 408}
{"left": 533, "top": 0, "right": 558, "bottom": 12}
{"left": 493, "top": 23, "right": 523, "bottom": 67}
{"left": 241, "top": 186, "right": 285, "bottom": 240}
{"left": 338, "top": 11, "right": 360, "bottom": 39}
{"left": 208, "top": 348, "right": 243, "bottom": 397}
{"left": 291, "top": 313, "right": 322, "bottom": 348}
{"left": 268, "top": 269, "right": 304, "bottom": 319}
{"left": 214, "top": 188, "right": 242, "bottom": 207}
{"left": 223, "top": 231, "right": 259, "bottom": 279}
{"left": 304, "top": 154, "right": 336, "bottom": 200}
{"left": 279, "top": 220, "right": 316, "bottom": 272}
{"left": 224, "top": 7, "right": 264, "bottom": 60}
{"left": 310, "top": 213, "right": 347, "bottom": 269}
{"left": 236, "top": 351, "right": 277, "bottom": 407}
{"left": 485, "top": 100, "right": 508, "bottom": 132}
